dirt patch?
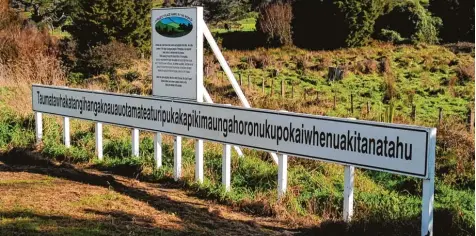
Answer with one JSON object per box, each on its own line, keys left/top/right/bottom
{"left": 0, "top": 154, "right": 303, "bottom": 235}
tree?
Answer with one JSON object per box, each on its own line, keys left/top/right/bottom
{"left": 429, "top": 0, "right": 474, "bottom": 42}
{"left": 63, "top": 0, "right": 151, "bottom": 53}
{"left": 10, "top": 0, "right": 76, "bottom": 29}
{"left": 173, "top": 0, "right": 250, "bottom": 23}
{"left": 256, "top": 2, "right": 293, "bottom": 46}
{"left": 291, "top": 0, "right": 388, "bottom": 49}
{"left": 374, "top": 0, "right": 442, "bottom": 44}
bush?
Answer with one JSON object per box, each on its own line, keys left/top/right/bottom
{"left": 256, "top": 2, "right": 293, "bottom": 46}
{"left": 292, "top": 0, "right": 388, "bottom": 49}
{"left": 374, "top": 0, "right": 442, "bottom": 44}
{"left": 429, "top": 0, "right": 475, "bottom": 43}
{"left": 378, "top": 29, "right": 405, "bottom": 44}
{"left": 83, "top": 41, "right": 138, "bottom": 76}
{"left": 0, "top": 5, "right": 65, "bottom": 85}
{"left": 64, "top": 0, "right": 151, "bottom": 53}
{"left": 455, "top": 63, "right": 475, "bottom": 85}
{"left": 292, "top": 0, "right": 442, "bottom": 48}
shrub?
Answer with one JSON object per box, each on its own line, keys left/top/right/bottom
{"left": 374, "top": 0, "right": 442, "bottom": 44}
{"left": 455, "top": 63, "right": 475, "bottom": 85}
{"left": 58, "top": 38, "right": 78, "bottom": 71}
{"left": 83, "top": 41, "right": 138, "bottom": 76}
{"left": 256, "top": 2, "right": 293, "bottom": 46}
{"left": 429, "top": 0, "right": 475, "bottom": 43}
{"left": 382, "top": 74, "right": 397, "bottom": 103}
{"left": 0, "top": 5, "right": 65, "bottom": 86}
{"left": 124, "top": 71, "right": 141, "bottom": 81}
{"left": 292, "top": 0, "right": 388, "bottom": 49}
{"left": 378, "top": 29, "right": 405, "bottom": 44}
{"left": 64, "top": 0, "right": 151, "bottom": 53}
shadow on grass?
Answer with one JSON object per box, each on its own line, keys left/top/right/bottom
{"left": 0, "top": 209, "right": 174, "bottom": 236}
{"left": 0, "top": 148, "right": 471, "bottom": 236}
{"left": 0, "top": 148, "right": 289, "bottom": 235}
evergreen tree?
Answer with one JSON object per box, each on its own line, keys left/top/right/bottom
{"left": 64, "top": 0, "right": 151, "bottom": 53}
{"left": 429, "top": 0, "right": 474, "bottom": 42}
{"left": 291, "top": 0, "right": 388, "bottom": 49}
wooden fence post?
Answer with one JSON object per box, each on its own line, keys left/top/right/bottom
{"left": 239, "top": 73, "right": 242, "bottom": 86}
{"left": 291, "top": 85, "right": 294, "bottom": 98}
{"left": 271, "top": 79, "right": 274, "bottom": 96}
{"left": 350, "top": 94, "right": 354, "bottom": 114}
{"left": 262, "top": 78, "right": 265, "bottom": 93}
{"left": 248, "top": 74, "right": 251, "bottom": 89}
{"left": 438, "top": 108, "right": 443, "bottom": 127}
{"left": 333, "top": 95, "right": 337, "bottom": 110}
{"left": 411, "top": 105, "right": 417, "bottom": 122}
{"left": 281, "top": 79, "right": 285, "bottom": 98}
{"left": 468, "top": 107, "right": 474, "bottom": 133}
{"left": 367, "top": 101, "right": 371, "bottom": 114}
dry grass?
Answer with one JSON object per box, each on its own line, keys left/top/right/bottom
{"left": 0, "top": 154, "right": 302, "bottom": 235}
{"left": 0, "top": 4, "right": 65, "bottom": 116}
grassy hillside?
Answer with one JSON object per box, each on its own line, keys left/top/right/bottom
{"left": 1, "top": 42, "right": 474, "bottom": 235}
{"left": 0, "top": 5, "right": 474, "bottom": 235}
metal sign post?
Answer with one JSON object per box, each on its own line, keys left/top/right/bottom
{"left": 151, "top": 7, "right": 204, "bottom": 180}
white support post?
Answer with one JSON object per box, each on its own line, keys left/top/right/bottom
{"left": 277, "top": 153, "right": 288, "bottom": 200}
{"left": 35, "top": 112, "right": 43, "bottom": 144}
{"left": 222, "top": 142, "right": 231, "bottom": 192}
{"left": 154, "top": 132, "right": 162, "bottom": 169}
{"left": 421, "top": 128, "right": 436, "bottom": 236}
{"left": 174, "top": 136, "right": 182, "bottom": 181}
{"left": 202, "top": 22, "right": 278, "bottom": 164}
{"left": 203, "top": 87, "right": 244, "bottom": 157}
{"left": 132, "top": 128, "right": 139, "bottom": 157}
{"left": 343, "top": 165, "right": 355, "bottom": 222}
{"left": 195, "top": 7, "right": 204, "bottom": 184}
{"left": 95, "top": 122, "right": 103, "bottom": 160}
{"left": 63, "top": 117, "right": 70, "bottom": 148}
{"left": 343, "top": 117, "right": 356, "bottom": 222}
{"left": 202, "top": 20, "right": 250, "bottom": 108}
{"left": 195, "top": 139, "right": 204, "bottom": 183}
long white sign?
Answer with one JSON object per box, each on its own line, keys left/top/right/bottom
{"left": 151, "top": 7, "right": 203, "bottom": 100}
{"left": 32, "top": 85, "right": 434, "bottom": 178}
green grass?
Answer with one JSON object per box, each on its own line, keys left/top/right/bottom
{"left": 218, "top": 44, "right": 474, "bottom": 124}
{"left": 0, "top": 111, "right": 472, "bottom": 235}
{"left": 0, "top": 43, "right": 474, "bottom": 235}
{"left": 211, "top": 12, "right": 258, "bottom": 33}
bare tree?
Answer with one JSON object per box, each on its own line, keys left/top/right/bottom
{"left": 257, "top": 2, "right": 293, "bottom": 46}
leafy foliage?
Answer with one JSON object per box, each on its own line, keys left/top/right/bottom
{"left": 172, "top": 0, "right": 251, "bottom": 23}
{"left": 429, "top": 0, "right": 475, "bottom": 43}
{"left": 63, "top": 0, "right": 151, "bottom": 53}
{"left": 292, "top": 0, "right": 388, "bottom": 49}
{"left": 83, "top": 41, "right": 138, "bottom": 76}
{"left": 374, "top": 0, "right": 442, "bottom": 44}
{"left": 10, "top": 0, "right": 75, "bottom": 29}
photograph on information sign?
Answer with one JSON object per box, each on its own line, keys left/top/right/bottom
{"left": 0, "top": 1, "right": 474, "bottom": 236}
